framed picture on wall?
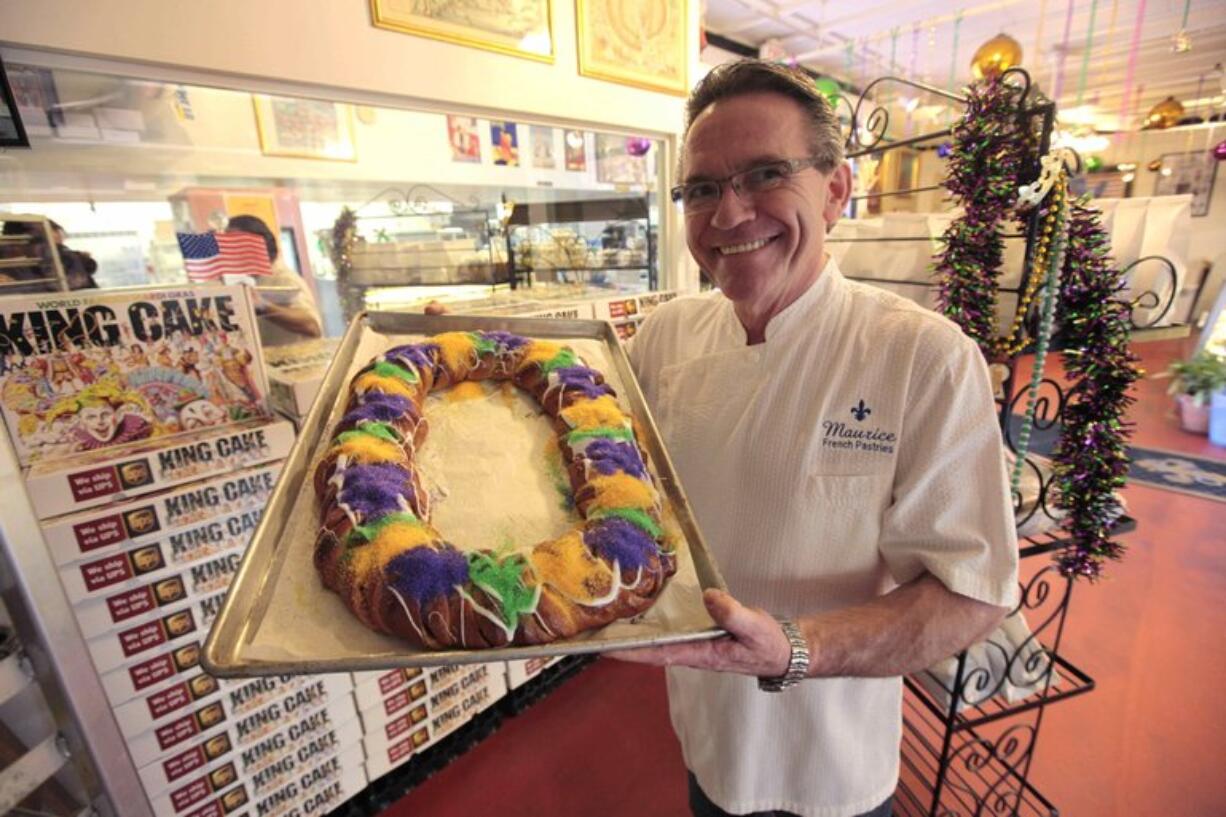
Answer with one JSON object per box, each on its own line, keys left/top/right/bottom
{"left": 490, "top": 122, "right": 520, "bottom": 166}
{"left": 370, "top": 0, "right": 553, "bottom": 63}
{"left": 576, "top": 0, "right": 688, "bottom": 95}
{"left": 0, "top": 56, "right": 32, "bottom": 147}
{"left": 446, "top": 115, "right": 481, "bottom": 163}
{"left": 1154, "top": 151, "right": 1217, "bottom": 217}
{"left": 252, "top": 95, "right": 357, "bottom": 161}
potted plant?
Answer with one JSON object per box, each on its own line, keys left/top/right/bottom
{"left": 1168, "top": 350, "right": 1226, "bottom": 434}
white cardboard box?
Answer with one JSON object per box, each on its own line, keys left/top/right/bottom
{"left": 505, "top": 655, "right": 566, "bottom": 690}
{"left": 250, "top": 749, "right": 367, "bottom": 817}
{"left": 100, "top": 638, "right": 207, "bottom": 708}
{"left": 139, "top": 692, "right": 359, "bottom": 799}
{"left": 125, "top": 675, "right": 354, "bottom": 769}
{"left": 25, "top": 417, "right": 294, "bottom": 520}
{"left": 86, "top": 589, "right": 226, "bottom": 675}
{"left": 41, "top": 462, "right": 280, "bottom": 568}
{"left": 363, "top": 668, "right": 505, "bottom": 781}
{"left": 151, "top": 716, "right": 363, "bottom": 815}
{"left": 115, "top": 673, "right": 314, "bottom": 743}
{"left": 71, "top": 545, "right": 245, "bottom": 638}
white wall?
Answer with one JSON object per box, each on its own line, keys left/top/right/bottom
{"left": 0, "top": 0, "right": 697, "bottom": 139}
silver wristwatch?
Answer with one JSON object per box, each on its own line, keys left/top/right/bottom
{"left": 758, "top": 619, "right": 811, "bottom": 692}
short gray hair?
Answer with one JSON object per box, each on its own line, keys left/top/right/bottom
{"left": 683, "top": 59, "right": 844, "bottom": 172}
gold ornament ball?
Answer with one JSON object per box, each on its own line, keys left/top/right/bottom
{"left": 971, "top": 33, "right": 1023, "bottom": 79}
{"left": 1145, "top": 96, "right": 1185, "bottom": 129}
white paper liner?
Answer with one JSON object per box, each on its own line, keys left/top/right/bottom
{"left": 241, "top": 327, "right": 712, "bottom": 664}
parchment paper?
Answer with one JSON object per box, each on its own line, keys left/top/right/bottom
{"left": 241, "top": 327, "right": 714, "bottom": 665}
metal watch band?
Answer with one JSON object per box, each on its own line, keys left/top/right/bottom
{"left": 757, "top": 619, "right": 811, "bottom": 692}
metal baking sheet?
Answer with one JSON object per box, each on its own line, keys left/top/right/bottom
{"left": 204, "top": 312, "right": 726, "bottom": 676}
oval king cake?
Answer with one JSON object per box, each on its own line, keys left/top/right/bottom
{"left": 313, "top": 331, "right": 678, "bottom": 649}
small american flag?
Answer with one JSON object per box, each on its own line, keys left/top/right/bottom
{"left": 176, "top": 231, "right": 271, "bottom": 282}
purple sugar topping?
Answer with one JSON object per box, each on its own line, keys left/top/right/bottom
{"left": 386, "top": 547, "right": 469, "bottom": 605}
{"left": 384, "top": 343, "right": 438, "bottom": 372}
{"left": 553, "top": 366, "right": 613, "bottom": 399}
{"left": 343, "top": 393, "right": 413, "bottom": 426}
{"left": 583, "top": 518, "right": 656, "bottom": 572}
{"left": 481, "top": 331, "right": 530, "bottom": 350}
{"left": 339, "top": 463, "right": 415, "bottom": 519}
{"left": 583, "top": 438, "right": 647, "bottom": 478}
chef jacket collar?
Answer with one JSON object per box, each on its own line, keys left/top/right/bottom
{"left": 720, "top": 255, "right": 847, "bottom": 347}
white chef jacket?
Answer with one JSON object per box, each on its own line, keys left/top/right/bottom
{"left": 627, "top": 258, "right": 1018, "bottom": 817}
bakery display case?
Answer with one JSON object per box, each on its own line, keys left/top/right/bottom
{"left": 506, "top": 196, "right": 657, "bottom": 293}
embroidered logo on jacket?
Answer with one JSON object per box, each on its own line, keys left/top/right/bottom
{"left": 850, "top": 399, "right": 872, "bottom": 421}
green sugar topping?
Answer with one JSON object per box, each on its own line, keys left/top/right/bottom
{"left": 465, "top": 551, "right": 538, "bottom": 631}
{"left": 470, "top": 332, "right": 497, "bottom": 356}
{"left": 371, "top": 360, "right": 419, "bottom": 384}
{"left": 590, "top": 507, "right": 663, "bottom": 539}
{"left": 336, "top": 421, "right": 401, "bottom": 446}
{"left": 566, "top": 426, "right": 635, "bottom": 446}
{"left": 348, "top": 511, "right": 421, "bottom": 545}
{"left": 540, "top": 348, "right": 579, "bottom": 374}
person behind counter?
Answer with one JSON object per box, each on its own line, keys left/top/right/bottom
{"left": 225, "top": 214, "right": 323, "bottom": 346}
{"left": 607, "top": 59, "right": 1019, "bottom": 817}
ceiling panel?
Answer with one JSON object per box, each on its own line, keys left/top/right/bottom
{"left": 704, "top": 0, "right": 1226, "bottom": 130}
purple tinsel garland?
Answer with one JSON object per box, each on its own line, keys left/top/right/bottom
{"left": 1052, "top": 200, "right": 1141, "bottom": 579}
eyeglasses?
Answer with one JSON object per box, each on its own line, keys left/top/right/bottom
{"left": 669, "top": 157, "right": 825, "bottom": 212}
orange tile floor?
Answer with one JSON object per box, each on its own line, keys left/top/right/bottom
{"left": 382, "top": 339, "right": 1225, "bottom": 817}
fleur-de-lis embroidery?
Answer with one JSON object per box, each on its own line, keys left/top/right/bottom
{"left": 851, "top": 399, "right": 872, "bottom": 422}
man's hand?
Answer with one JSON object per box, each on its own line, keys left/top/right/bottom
{"left": 608, "top": 589, "right": 792, "bottom": 676}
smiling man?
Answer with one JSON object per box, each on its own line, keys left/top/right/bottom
{"left": 614, "top": 60, "right": 1020, "bottom": 817}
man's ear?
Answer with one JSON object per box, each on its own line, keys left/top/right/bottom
{"left": 823, "top": 163, "right": 853, "bottom": 227}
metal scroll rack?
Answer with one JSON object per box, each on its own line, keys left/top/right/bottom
{"left": 838, "top": 69, "right": 1146, "bottom": 817}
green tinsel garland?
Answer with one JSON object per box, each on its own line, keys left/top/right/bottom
{"left": 330, "top": 207, "right": 363, "bottom": 322}
{"left": 1051, "top": 199, "right": 1141, "bottom": 579}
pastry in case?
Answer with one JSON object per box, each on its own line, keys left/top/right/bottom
{"left": 40, "top": 462, "right": 280, "bottom": 568}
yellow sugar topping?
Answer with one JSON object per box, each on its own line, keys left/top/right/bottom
{"left": 587, "top": 473, "right": 658, "bottom": 512}
{"left": 446, "top": 381, "right": 487, "bottom": 403}
{"left": 348, "top": 521, "right": 437, "bottom": 580}
{"left": 334, "top": 434, "right": 405, "bottom": 464}
{"left": 355, "top": 372, "right": 418, "bottom": 401}
{"left": 559, "top": 395, "right": 628, "bottom": 430}
{"left": 527, "top": 530, "right": 613, "bottom": 604}
{"left": 433, "top": 332, "right": 477, "bottom": 374}
{"left": 516, "top": 340, "right": 563, "bottom": 372}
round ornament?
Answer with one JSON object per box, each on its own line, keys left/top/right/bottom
{"left": 813, "top": 77, "right": 841, "bottom": 106}
{"left": 937, "top": 142, "right": 953, "bottom": 158}
{"left": 1147, "top": 158, "right": 1164, "bottom": 172}
{"left": 1214, "top": 140, "right": 1226, "bottom": 161}
{"left": 1085, "top": 155, "right": 1104, "bottom": 172}
{"left": 1145, "top": 96, "right": 1184, "bottom": 129}
{"left": 625, "top": 137, "right": 652, "bottom": 157}
{"left": 970, "top": 33, "right": 1023, "bottom": 79}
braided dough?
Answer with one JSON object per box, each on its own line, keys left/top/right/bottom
{"left": 313, "top": 331, "right": 677, "bottom": 649}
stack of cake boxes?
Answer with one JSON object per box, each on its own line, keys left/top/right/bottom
{"left": 2, "top": 288, "right": 364, "bottom": 816}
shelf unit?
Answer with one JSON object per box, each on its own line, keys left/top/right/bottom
{"left": 840, "top": 69, "right": 1140, "bottom": 816}
{"left": 0, "top": 214, "right": 70, "bottom": 294}
{"left": 505, "top": 197, "right": 656, "bottom": 292}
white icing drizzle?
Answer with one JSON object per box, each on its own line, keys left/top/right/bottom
{"left": 388, "top": 586, "right": 430, "bottom": 644}
{"left": 456, "top": 586, "right": 516, "bottom": 643}
{"left": 539, "top": 558, "right": 624, "bottom": 608}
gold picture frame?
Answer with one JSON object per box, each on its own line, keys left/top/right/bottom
{"left": 576, "top": 0, "right": 688, "bottom": 96}
{"left": 252, "top": 95, "right": 357, "bottom": 162}
{"left": 370, "top": 0, "right": 554, "bottom": 63}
